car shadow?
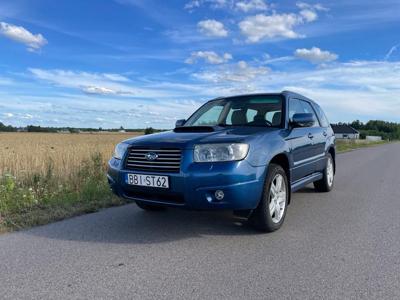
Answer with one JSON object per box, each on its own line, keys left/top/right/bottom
{"left": 295, "top": 186, "right": 316, "bottom": 193}
{"left": 26, "top": 204, "right": 260, "bottom": 245}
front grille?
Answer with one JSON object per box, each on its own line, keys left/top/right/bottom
{"left": 125, "top": 148, "right": 181, "bottom": 173}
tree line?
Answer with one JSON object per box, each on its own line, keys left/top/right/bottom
{"left": 338, "top": 120, "right": 400, "bottom": 140}
{"left": 0, "top": 122, "right": 159, "bottom": 134}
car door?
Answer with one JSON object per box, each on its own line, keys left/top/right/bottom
{"left": 311, "top": 102, "right": 332, "bottom": 172}
{"left": 299, "top": 100, "right": 326, "bottom": 173}
{"left": 287, "top": 98, "right": 316, "bottom": 182}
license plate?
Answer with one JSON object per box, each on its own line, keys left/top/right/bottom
{"left": 126, "top": 173, "right": 169, "bottom": 189}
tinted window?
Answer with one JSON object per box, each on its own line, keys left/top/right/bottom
{"left": 313, "top": 103, "right": 330, "bottom": 127}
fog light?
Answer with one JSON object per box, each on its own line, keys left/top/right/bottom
{"left": 215, "top": 190, "right": 224, "bottom": 200}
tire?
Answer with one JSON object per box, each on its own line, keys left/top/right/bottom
{"left": 314, "top": 153, "right": 334, "bottom": 192}
{"left": 249, "top": 164, "right": 289, "bottom": 232}
{"left": 135, "top": 200, "right": 166, "bottom": 211}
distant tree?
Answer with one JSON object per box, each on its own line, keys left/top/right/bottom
{"left": 144, "top": 127, "right": 155, "bottom": 135}
{"left": 68, "top": 128, "right": 79, "bottom": 134}
{"left": 0, "top": 122, "right": 16, "bottom": 132}
{"left": 350, "top": 120, "right": 363, "bottom": 130}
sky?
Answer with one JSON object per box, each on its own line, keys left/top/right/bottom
{"left": 0, "top": 0, "right": 400, "bottom": 129}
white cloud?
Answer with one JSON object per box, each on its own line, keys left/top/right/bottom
{"left": 296, "top": 2, "right": 328, "bottom": 12}
{"left": 236, "top": 0, "right": 268, "bottom": 12}
{"left": 3, "top": 113, "right": 14, "bottom": 118}
{"left": 185, "top": 0, "right": 230, "bottom": 11}
{"left": 198, "top": 19, "right": 228, "bottom": 37}
{"left": 82, "top": 86, "right": 121, "bottom": 95}
{"left": 238, "top": 3, "right": 327, "bottom": 43}
{"left": 185, "top": 51, "right": 233, "bottom": 64}
{"left": 294, "top": 47, "right": 338, "bottom": 64}
{"left": 184, "top": 0, "right": 201, "bottom": 10}
{"left": 102, "top": 73, "right": 130, "bottom": 82}
{"left": 22, "top": 113, "right": 33, "bottom": 119}
{"left": 299, "top": 9, "right": 317, "bottom": 22}
{"left": 239, "top": 13, "right": 304, "bottom": 43}
{"left": 0, "top": 22, "right": 47, "bottom": 51}
{"left": 194, "top": 60, "right": 268, "bottom": 82}
{"left": 29, "top": 69, "right": 137, "bottom": 96}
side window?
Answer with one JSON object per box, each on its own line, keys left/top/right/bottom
{"left": 289, "top": 99, "right": 304, "bottom": 120}
{"left": 313, "top": 104, "right": 330, "bottom": 127}
{"left": 299, "top": 100, "right": 319, "bottom": 127}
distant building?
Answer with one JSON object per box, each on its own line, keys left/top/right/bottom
{"left": 331, "top": 124, "right": 360, "bottom": 139}
{"left": 366, "top": 135, "right": 382, "bottom": 141}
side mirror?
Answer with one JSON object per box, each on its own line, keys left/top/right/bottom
{"left": 291, "top": 113, "right": 315, "bottom": 128}
{"left": 175, "top": 119, "right": 186, "bottom": 128}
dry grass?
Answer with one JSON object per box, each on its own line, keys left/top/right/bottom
{"left": 0, "top": 132, "right": 140, "bottom": 232}
{"left": 0, "top": 132, "right": 138, "bottom": 180}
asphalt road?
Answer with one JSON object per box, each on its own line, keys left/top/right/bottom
{"left": 1, "top": 143, "right": 400, "bottom": 299}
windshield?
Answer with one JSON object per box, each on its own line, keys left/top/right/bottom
{"left": 185, "top": 95, "right": 283, "bottom": 127}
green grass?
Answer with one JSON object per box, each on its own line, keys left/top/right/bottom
{"left": 0, "top": 153, "right": 127, "bottom": 233}
{"left": 336, "top": 140, "right": 388, "bottom": 153}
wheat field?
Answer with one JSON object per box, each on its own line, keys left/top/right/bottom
{"left": 0, "top": 132, "right": 140, "bottom": 180}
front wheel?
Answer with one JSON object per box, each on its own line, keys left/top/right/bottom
{"left": 314, "top": 153, "right": 334, "bottom": 192}
{"left": 249, "top": 164, "right": 289, "bottom": 232}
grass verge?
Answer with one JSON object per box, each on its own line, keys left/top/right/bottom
{"left": 0, "top": 153, "right": 128, "bottom": 233}
{"left": 336, "top": 140, "right": 389, "bottom": 153}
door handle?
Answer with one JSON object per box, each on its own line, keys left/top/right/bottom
{"left": 323, "top": 131, "right": 327, "bottom": 137}
{"left": 308, "top": 133, "right": 314, "bottom": 139}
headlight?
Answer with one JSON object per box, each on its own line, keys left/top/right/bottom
{"left": 113, "top": 143, "right": 129, "bottom": 160}
{"left": 194, "top": 143, "right": 249, "bottom": 162}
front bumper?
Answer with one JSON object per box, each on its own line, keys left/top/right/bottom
{"left": 107, "top": 152, "right": 266, "bottom": 210}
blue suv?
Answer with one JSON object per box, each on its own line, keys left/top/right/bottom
{"left": 108, "top": 91, "right": 335, "bottom": 232}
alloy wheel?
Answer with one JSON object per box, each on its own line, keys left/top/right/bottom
{"left": 269, "top": 174, "right": 287, "bottom": 223}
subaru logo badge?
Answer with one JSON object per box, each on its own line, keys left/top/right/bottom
{"left": 145, "top": 152, "right": 158, "bottom": 161}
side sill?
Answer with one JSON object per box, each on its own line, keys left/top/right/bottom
{"left": 291, "top": 172, "right": 323, "bottom": 192}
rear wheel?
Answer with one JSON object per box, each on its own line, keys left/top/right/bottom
{"left": 314, "top": 153, "right": 334, "bottom": 192}
{"left": 135, "top": 200, "right": 166, "bottom": 211}
{"left": 249, "top": 164, "right": 289, "bottom": 232}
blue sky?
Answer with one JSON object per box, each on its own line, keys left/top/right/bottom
{"left": 1, "top": 0, "right": 400, "bottom": 128}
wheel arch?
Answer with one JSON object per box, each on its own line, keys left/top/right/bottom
{"left": 269, "top": 153, "right": 292, "bottom": 204}
{"left": 328, "top": 146, "right": 336, "bottom": 174}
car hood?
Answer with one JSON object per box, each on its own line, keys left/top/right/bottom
{"left": 123, "top": 126, "right": 280, "bottom": 149}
